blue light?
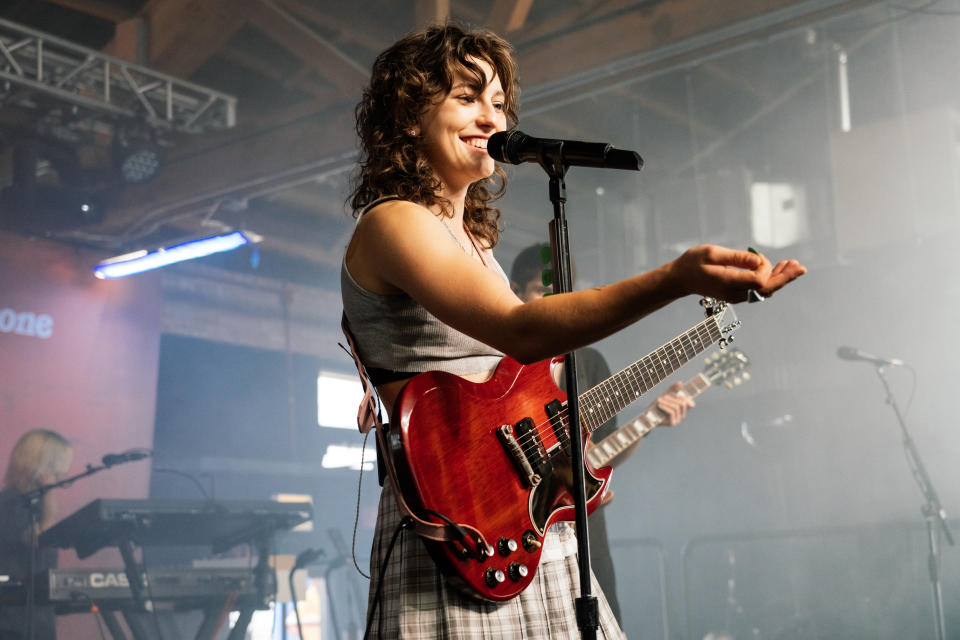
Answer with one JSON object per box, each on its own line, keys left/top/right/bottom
{"left": 94, "top": 231, "right": 258, "bottom": 279}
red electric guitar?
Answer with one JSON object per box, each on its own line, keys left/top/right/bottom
{"left": 387, "top": 299, "right": 740, "bottom": 601}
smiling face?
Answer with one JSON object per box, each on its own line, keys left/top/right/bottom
{"left": 419, "top": 58, "right": 507, "bottom": 198}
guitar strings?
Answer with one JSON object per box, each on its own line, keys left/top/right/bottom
{"left": 511, "top": 328, "right": 709, "bottom": 454}
{"left": 508, "top": 319, "right": 722, "bottom": 457}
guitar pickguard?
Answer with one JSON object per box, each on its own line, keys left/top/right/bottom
{"left": 528, "top": 452, "right": 605, "bottom": 536}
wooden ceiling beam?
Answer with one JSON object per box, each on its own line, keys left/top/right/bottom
{"left": 449, "top": 0, "right": 484, "bottom": 24}
{"left": 487, "top": 0, "right": 537, "bottom": 33}
{"left": 238, "top": 0, "right": 368, "bottom": 97}
{"left": 515, "top": 0, "right": 636, "bottom": 45}
{"left": 416, "top": 0, "right": 451, "bottom": 27}
{"left": 100, "top": 0, "right": 246, "bottom": 77}
{"left": 216, "top": 45, "right": 336, "bottom": 103}
{"left": 103, "top": 16, "right": 144, "bottom": 63}
{"left": 41, "top": 0, "right": 135, "bottom": 23}
{"left": 516, "top": 0, "right": 859, "bottom": 87}
{"left": 272, "top": 0, "right": 395, "bottom": 55}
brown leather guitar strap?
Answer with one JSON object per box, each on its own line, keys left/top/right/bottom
{"left": 340, "top": 314, "right": 490, "bottom": 552}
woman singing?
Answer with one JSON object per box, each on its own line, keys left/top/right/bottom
{"left": 342, "top": 24, "right": 805, "bottom": 639}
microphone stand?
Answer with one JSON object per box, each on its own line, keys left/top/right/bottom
{"left": 21, "top": 462, "right": 111, "bottom": 640}
{"left": 540, "top": 145, "right": 597, "bottom": 639}
{"left": 515, "top": 134, "right": 642, "bottom": 639}
{"left": 874, "top": 366, "right": 954, "bottom": 640}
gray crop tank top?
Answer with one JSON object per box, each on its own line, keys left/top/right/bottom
{"left": 341, "top": 197, "right": 507, "bottom": 385}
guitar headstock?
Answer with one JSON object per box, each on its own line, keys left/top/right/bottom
{"left": 702, "top": 348, "right": 751, "bottom": 389}
{"left": 700, "top": 298, "right": 741, "bottom": 349}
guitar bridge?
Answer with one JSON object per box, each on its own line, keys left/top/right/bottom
{"left": 514, "top": 417, "right": 551, "bottom": 478}
{"left": 497, "top": 425, "right": 541, "bottom": 487}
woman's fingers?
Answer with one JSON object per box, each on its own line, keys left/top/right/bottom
{"left": 757, "top": 259, "right": 807, "bottom": 297}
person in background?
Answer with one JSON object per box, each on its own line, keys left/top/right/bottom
{"left": 509, "top": 243, "right": 695, "bottom": 622}
{"left": 0, "top": 429, "right": 73, "bottom": 640}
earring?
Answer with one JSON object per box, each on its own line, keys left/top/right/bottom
{"left": 408, "top": 128, "right": 419, "bottom": 137}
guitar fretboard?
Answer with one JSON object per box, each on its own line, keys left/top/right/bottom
{"left": 682, "top": 374, "right": 711, "bottom": 398}
{"left": 578, "top": 315, "right": 722, "bottom": 433}
{"left": 587, "top": 372, "right": 711, "bottom": 468}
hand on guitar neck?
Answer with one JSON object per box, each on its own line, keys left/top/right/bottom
{"left": 590, "top": 381, "right": 693, "bottom": 468}
{"left": 652, "top": 381, "right": 696, "bottom": 427}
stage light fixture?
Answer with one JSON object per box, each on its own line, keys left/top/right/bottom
{"left": 93, "top": 230, "right": 262, "bottom": 279}
{"left": 118, "top": 145, "right": 163, "bottom": 184}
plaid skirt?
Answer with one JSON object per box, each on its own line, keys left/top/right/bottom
{"left": 365, "top": 488, "right": 627, "bottom": 639}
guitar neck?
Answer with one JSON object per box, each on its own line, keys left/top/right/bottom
{"left": 577, "top": 314, "right": 723, "bottom": 435}
{"left": 587, "top": 373, "right": 711, "bottom": 468}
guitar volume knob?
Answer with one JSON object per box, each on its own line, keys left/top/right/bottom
{"left": 508, "top": 562, "right": 528, "bottom": 582}
{"left": 497, "top": 537, "right": 518, "bottom": 556}
{"left": 484, "top": 568, "right": 506, "bottom": 588}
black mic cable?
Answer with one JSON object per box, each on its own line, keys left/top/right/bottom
{"left": 290, "top": 547, "right": 324, "bottom": 639}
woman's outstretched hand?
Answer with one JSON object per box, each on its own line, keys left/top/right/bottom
{"left": 667, "top": 245, "right": 806, "bottom": 303}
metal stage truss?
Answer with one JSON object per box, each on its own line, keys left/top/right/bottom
{"left": 0, "top": 16, "right": 236, "bottom": 135}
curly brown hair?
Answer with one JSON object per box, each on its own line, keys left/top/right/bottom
{"left": 349, "top": 24, "right": 519, "bottom": 248}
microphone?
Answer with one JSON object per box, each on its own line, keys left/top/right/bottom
{"left": 836, "top": 346, "right": 905, "bottom": 367}
{"left": 101, "top": 451, "right": 151, "bottom": 467}
{"left": 488, "top": 130, "right": 643, "bottom": 171}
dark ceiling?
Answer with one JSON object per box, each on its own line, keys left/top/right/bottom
{"left": 0, "top": 0, "right": 918, "bottom": 285}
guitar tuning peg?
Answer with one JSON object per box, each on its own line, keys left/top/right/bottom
{"left": 724, "top": 380, "right": 734, "bottom": 389}
{"left": 733, "top": 376, "right": 742, "bottom": 385}
{"left": 742, "top": 372, "right": 751, "bottom": 381}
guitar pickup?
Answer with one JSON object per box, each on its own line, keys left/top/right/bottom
{"left": 545, "top": 399, "right": 571, "bottom": 458}
{"left": 514, "top": 417, "right": 551, "bottom": 477}
{"left": 497, "top": 424, "right": 541, "bottom": 487}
